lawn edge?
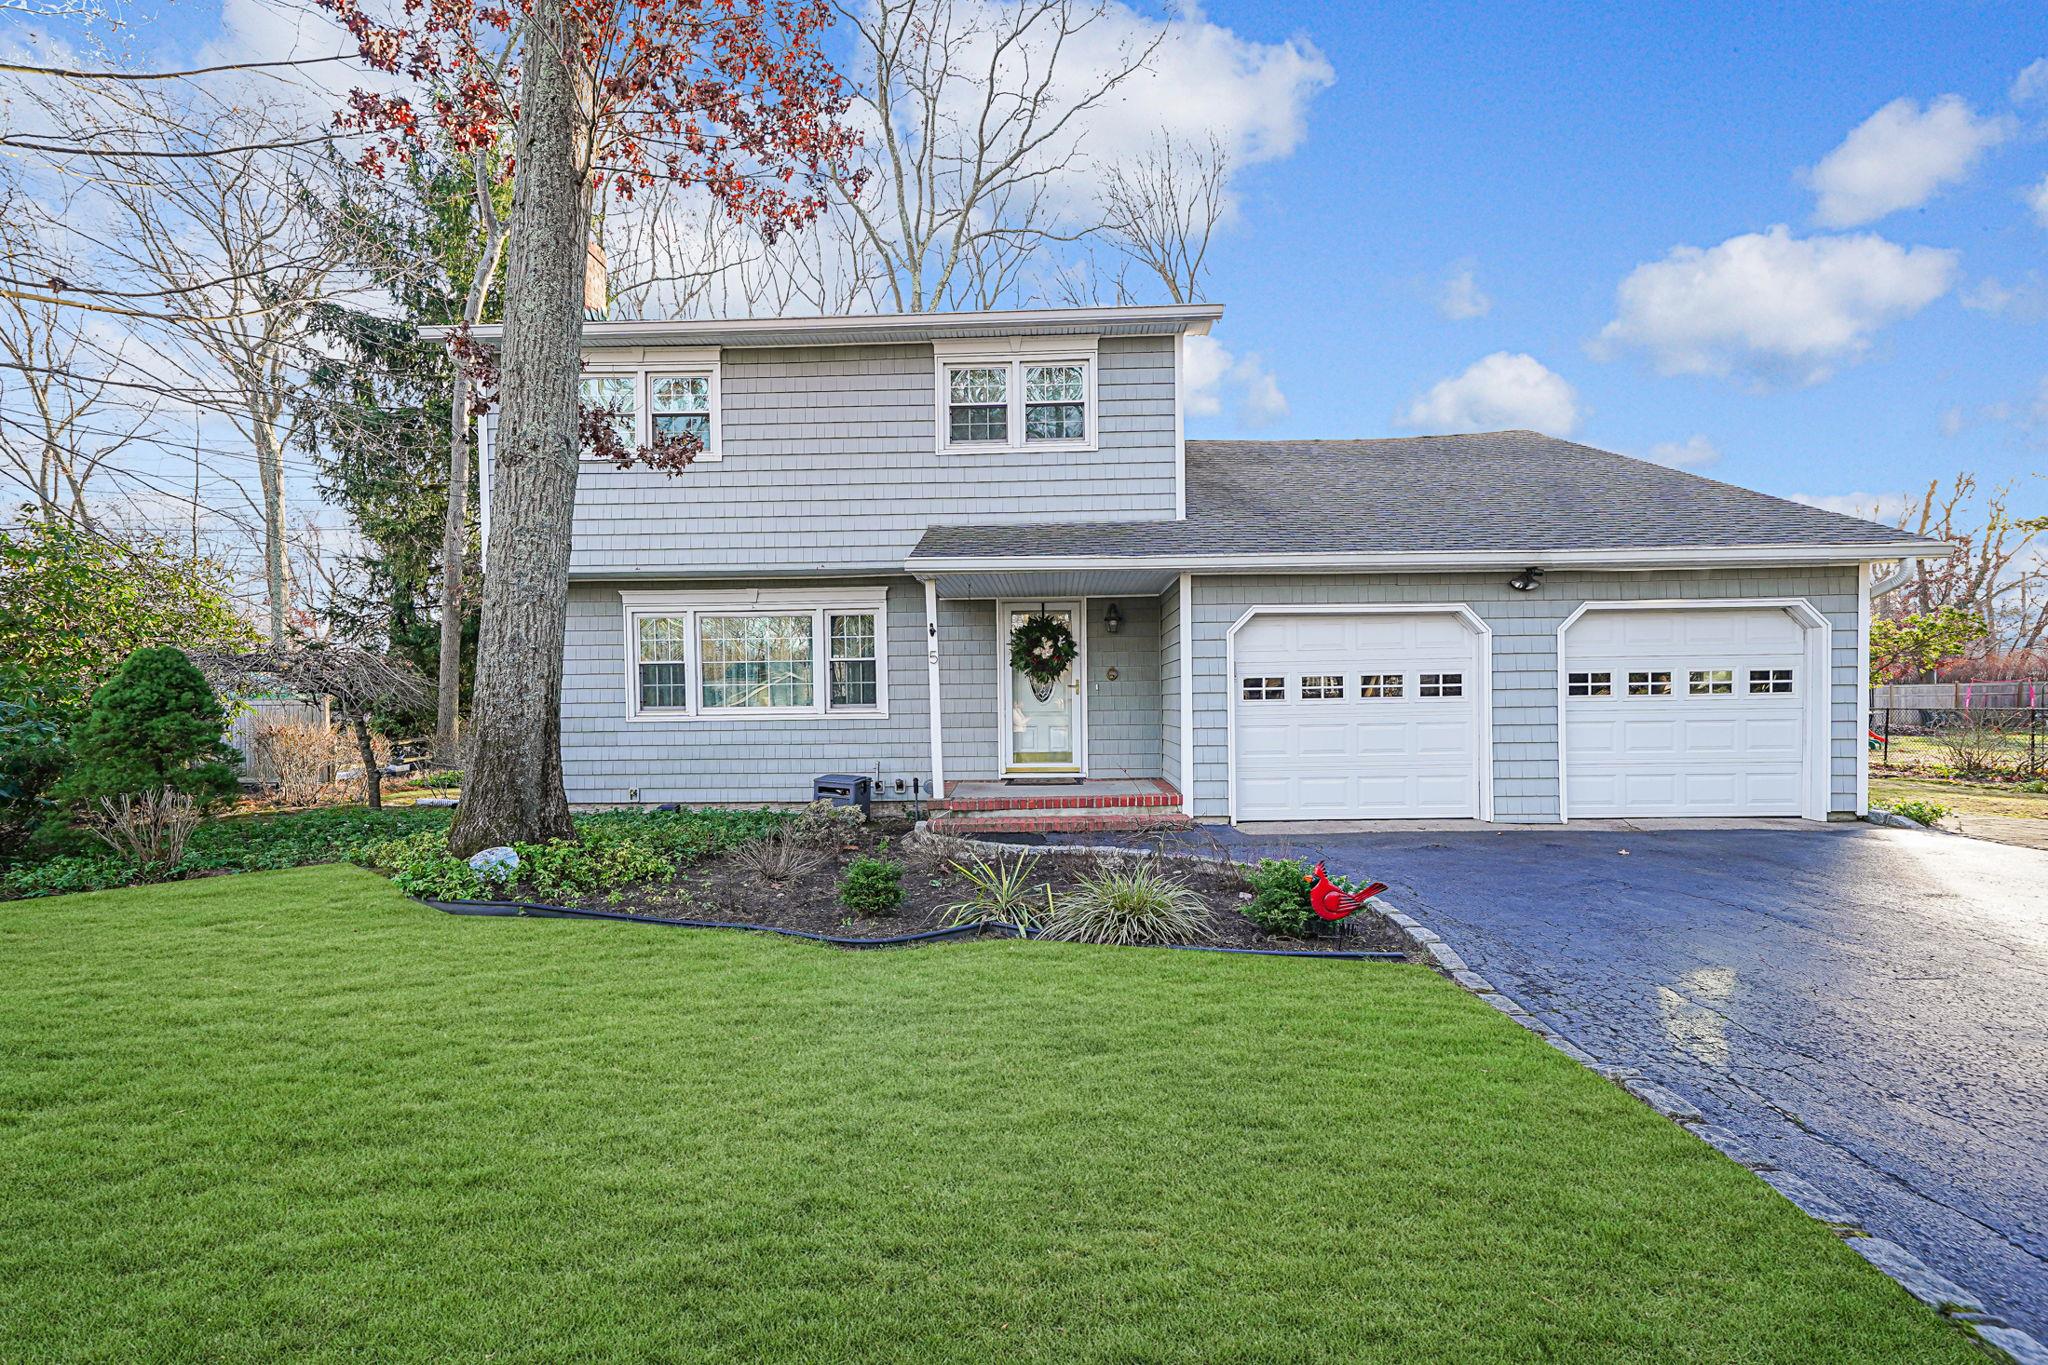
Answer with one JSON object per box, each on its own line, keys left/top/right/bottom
{"left": 948, "top": 828, "right": 2045, "bottom": 1365}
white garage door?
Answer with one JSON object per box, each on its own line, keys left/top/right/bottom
{"left": 1233, "top": 612, "right": 1482, "bottom": 820}
{"left": 1562, "top": 607, "right": 1808, "bottom": 818}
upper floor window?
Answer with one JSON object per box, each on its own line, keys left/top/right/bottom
{"left": 934, "top": 340, "right": 1098, "bottom": 453}
{"left": 575, "top": 355, "right": 721, "bottom": 462}
{"left": 581, "top": 374, "right": 637, "bottom": 449}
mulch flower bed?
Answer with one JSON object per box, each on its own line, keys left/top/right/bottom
{"left": 548, "top": 817, "right": 1416, "bottom": 956}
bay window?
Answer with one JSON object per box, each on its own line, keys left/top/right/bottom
{"left": 624, "top": 590, "right": 887, "bottom": 719}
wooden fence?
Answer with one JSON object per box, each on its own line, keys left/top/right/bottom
{"left": 226, "top": 697, "right": 330, "bottom": 784}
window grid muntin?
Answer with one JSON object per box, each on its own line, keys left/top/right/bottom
{"left": 1627, "top": 670, "right": 1673, "bottom": 697}
{"left": 580, "top": 374, "right": 638, "bottom": 450}
{"left": 947, "top": 365, "right": 1008, "bottom": 444}
{"left": 1419, "top": 672, "right": 1463, "bottom": 698}
{"left": 636, "top": 616, "right": 690, "bottom": 710}
{"left": 1749, "top": 668, "right": 1795, "bottom": 695}
{"left": 1567, "top": 671, "right": 1612, "bottom": 697}
{"left": 627, "top": 601, "right": 887, "bottom": 719}
{"left": 828, "top": 612, "right": 878, "bottom": 709}
{"left": 651, "top": 373, "right": 711, "bottom": 445}
{"left": 1023, "top": 363, "right": 1086, "bottom": 442}
{"left": 1241, "top": 676, "right": 1285, "bottom": 701}
{"left": 1689, "top": 668, "right": 1735, "bottom": 696}
{"left": 1300, "top": 674, "right": 1344, "bottom": 700}
{"left": 1358, "top": 674, "right": 1404, "bottom": 698}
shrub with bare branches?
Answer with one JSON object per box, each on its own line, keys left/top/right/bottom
{"left": 88, "top": 787, "right": 200, "bottom": 879}
{"left": 248, "top": 719, "right": 344, "bottom": 806}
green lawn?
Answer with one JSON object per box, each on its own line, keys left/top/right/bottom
{"left": 1874, "top": 773, "right": 2048, "bottom": 821}
{"left": 0, "top": 867, "right": 1978, "bottom": 1363}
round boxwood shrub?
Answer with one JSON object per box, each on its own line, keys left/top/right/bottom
{"left": 52, "top": 647, "right": 239, "bottom": 812}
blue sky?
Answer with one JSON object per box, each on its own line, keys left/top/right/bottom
{"left": 9, "top": 0, "right": 2043, "bottom": 529}
{"left": 1191, "top": 1, "right": 2047, "bottom": 517}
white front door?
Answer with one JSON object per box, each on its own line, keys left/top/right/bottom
{"left": 1231, "top": 611, "right": 1483, "bottom": 820}
{"left": 1562, "top": 607, "right": 1807, "bottom": 817}
{"left": 1001, "top": 602, "right": 1084, "bottom": 774}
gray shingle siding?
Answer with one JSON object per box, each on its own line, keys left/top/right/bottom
{"left": 1185, "top": 567, "right": 1862, "bottom": 823}
{"left": 1083, "top": 594, "right": 1164, "bottom": 780}
{"left": 564, "top": 335, "right": 1179, "bottom": 577}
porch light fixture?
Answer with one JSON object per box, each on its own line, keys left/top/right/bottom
{"left": 1508, "top": 567, "right": 1544, "bottom": 593}
{"left": 1103, "top": 602, "right": 1123, "bottom": 634}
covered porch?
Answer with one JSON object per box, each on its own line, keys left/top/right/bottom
{"left": 918, "top": 567, "right": 1194, "bottom": 827}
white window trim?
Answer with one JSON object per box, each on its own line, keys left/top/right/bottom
{"left": 618, "top": 586, "right": 888, "bottom": 721}
{"left": 579, "top": 349, "right": 723, "bottom": 463}
{"left": 932, "top": 335, "right": 1100, "bottom": 455}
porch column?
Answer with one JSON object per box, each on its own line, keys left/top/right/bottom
{"left": 924, "top": 577, "right": 945, "bottom": 799}
{"left": 1178, "top": 572, "right": 1194, "bottom": 816}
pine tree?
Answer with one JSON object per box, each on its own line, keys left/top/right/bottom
{"left": 53, "top": 648, "right": 240, "bottom": 810}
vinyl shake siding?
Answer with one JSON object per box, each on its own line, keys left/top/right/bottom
{"left": 559, "top": 334, "right": 1179, "bottom": 578}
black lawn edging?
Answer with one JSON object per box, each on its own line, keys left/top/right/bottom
{"left": 424, "top": 897, "right": 1407, "bottom": 960}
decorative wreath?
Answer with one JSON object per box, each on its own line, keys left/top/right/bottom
{"left": 1008, "top": 613, "right": 1079, "bottom": 695}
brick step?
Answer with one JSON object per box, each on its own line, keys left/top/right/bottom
{"left": 941, "top": 790, "right": 1185, "bottom": 813}
{"left": 928, "top": 808, "right": 1195, "bottom": 837}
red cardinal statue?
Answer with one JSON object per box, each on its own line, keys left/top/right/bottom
{"left": 1307, "top": 862, "right": 1388, "bottom": 922}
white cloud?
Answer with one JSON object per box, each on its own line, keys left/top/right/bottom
{"left": 1962, "top": 271, "right": 2048, "bottom": 322}
{"left": 2028, "top": 173, "right": 2048, "bottom": 229}
{"left": 1790, "top": 490, "right": 1910, "bottom": 521}
{"left": 1184, "top": 334, "right": 1289, "bottom": 429}
{"left": 1592, "top": 225, "right": 1957, "bottom": 387}
{"left": 2013, "top": 58, "right": 2048, "bottom": 104}
{"left": 1643, "top": 435, "right": 1721, "bottom": 470}
{"left": 1803, "top": 95, "right": 2012, "bottom": 227}
{"left": 1437, "top": 265, "right": 1491, "bottom": 320}
{"left": 1396, "top": 353, "right": 1582, "bottom": 436}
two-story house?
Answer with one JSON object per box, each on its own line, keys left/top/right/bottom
{"left": 454, "top": 303, "right": 1939, "bottom": 828}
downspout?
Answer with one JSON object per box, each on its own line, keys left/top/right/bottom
{"left": 1869, "top": 556, "right": 1918, "bottom": 600}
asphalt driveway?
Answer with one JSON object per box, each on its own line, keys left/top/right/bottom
{"left": 1105, "top": 822, "right": 2048, "bottom": 1341}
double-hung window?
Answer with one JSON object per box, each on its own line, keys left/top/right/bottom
{"left": 624, "top": 591, "right": 886, "bottom": 719}
{"left": 651, "top": 373, "right": 713, "bottom": 447}
{"left": 936, "top": 341, "right": 1097, "bottom": 453}
{"left": 580, "top": 373, "right": 638, "bottom": 450}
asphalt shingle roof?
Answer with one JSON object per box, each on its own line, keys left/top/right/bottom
{"left": 909, "top": 432, "right": 1937, "bottom": 561}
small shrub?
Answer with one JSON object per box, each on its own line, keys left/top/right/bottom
{"left": 357, "top": 829, "right": 484, "bottom": 900}
{"left": 518, "top": 834, "right": 676, "bottom": 901}
{"left": 2019, "top": 778, "right": 2048, "bottom": 795}
{"left": 792, "top": 798, "right": 866, "bottom": 847}
{"left": 1929, "top": 722, "right": 2018, "bottom": 778}
{"left": 415, "top": 769, "right": 463, "bottom": 789}
{"left": 1240, "top": 858, "right": 1318, "bottom": 937}
{"left": 53, "top": 647, "right": 239, "bottom": 812}
{"left": 0, "top": 853, "right": 134, "bottom": 898}
{"left": 87, "top": 788, "right": 200, "bottom": 879}
{"left": 838, "top": 855, "right": 904, "bottom": 916}
{"left": 1890, "top": 799, "right": 1950, "bottom": 828}
{"left": 248, "top": 718, "right": 343, "bottom": 806}
{"left": 1046, "top": 858, "right": 1207, "bottom": 946}
{"left": 732, "top": 828, "right": 826, "bottom": 882}
{"left": 943, "top": 851, "right": 1044, "bottom": 930}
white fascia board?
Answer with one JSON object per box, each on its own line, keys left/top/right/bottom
{"left": 902, "top": 542, "right": 1949, "bottom": 575}
{"left": 426, "top": 303, "right": 1225, "bottom": 346}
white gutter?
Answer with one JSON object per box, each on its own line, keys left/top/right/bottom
{"left": 906, "top": 542, "right": 1951, "bottom": 575}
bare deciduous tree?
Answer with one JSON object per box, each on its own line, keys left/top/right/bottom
{"left": 1098, "top": 131, "right": 1228, "bottom": 304}
{"left": 1895, "top": 473, "right": 2048, "bottom": 653}
{"left": 827, "top": 0, "right": 1161, "bottom": 313}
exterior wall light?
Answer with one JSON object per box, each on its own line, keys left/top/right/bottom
{"left": 1103, "top": 602, "right": 1123, "bottom": 634}
{"left": 1508, "top": 567, "right": 1544, "bottom": 593}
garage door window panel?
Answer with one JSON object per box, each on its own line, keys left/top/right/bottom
{"left": 1242, "top": 676, "right": 1285, "bottom": 701}
{"left": 1419, "top": 673, "right": 1463, "bottom": 698}
{"left": 1627, "top": 670, "right": 1673, "bottom": 697}
{"left": 1567, "top": 671, "right": 1611, "bottom": 697}
{"left": 1689, "top": 669, "right": 1734, "bottom": 696}
{"left": 1301, "top": 675, "right": 1345, "bottom": 700}
{"left": 1359, "top": 674, "right": 1404, "bottom": 698}
{"left": 1749, "top": 668, "right": 1795, "bottom": 695}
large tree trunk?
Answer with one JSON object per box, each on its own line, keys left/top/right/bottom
{"left": 434, "top": 372, "right": 471, "bottom": 757}
{"left": 448, "top": 0, "right": 592, "bottom": 856}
